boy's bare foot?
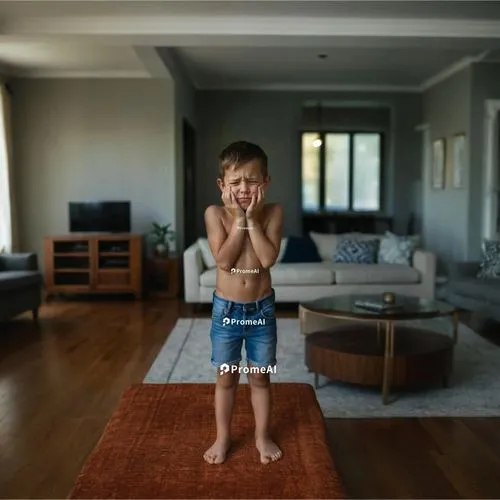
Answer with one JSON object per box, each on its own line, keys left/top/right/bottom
{"left": 203, "top": 437, "right": 231, "bottom": 464}
{"left": 256, "top": 436, "right": 282, "bottom": 464}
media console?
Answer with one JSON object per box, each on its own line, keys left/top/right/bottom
{"left": 43, "top": 234, "right": 143, "bottom": 299}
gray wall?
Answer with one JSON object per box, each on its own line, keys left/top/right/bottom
{"left": 469, "top": 62, "right": 500, "bottom": 259}
{"left": 11, "top": 78, "right": 176, "bottom": 260}
{"left": 196, "top": 90, "right": 422, "bottom": 237}
{"left": 422, "top": 66, "right": 472, "bottom": 269}
{"left": 158, "top": 48, "right": 197, "bottom": 252}
{"left": 422, "top": 62, "right": 500, "bottom": 268}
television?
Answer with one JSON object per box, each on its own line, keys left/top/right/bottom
{"left": 69, "top": 201, "right": 131, "bottom": 233}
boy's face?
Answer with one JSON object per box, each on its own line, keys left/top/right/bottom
{"left": 217, "top": 159, "right": 270, "bottom": 211}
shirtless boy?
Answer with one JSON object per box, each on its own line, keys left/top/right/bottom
{"left": 203, "top": 141, "right": 283, "bottom": 465}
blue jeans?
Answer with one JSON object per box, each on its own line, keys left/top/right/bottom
{"left": 210, "top": 289, "right": 277, "bottom": 368}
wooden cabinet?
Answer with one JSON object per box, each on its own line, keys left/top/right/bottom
{"left": 44, "top": 234, "right": 143, "bottom": 299}
{"left": 146, "top": 257, "right": 179, "bottom": 298}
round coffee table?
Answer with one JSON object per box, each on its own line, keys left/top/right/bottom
{"left": 300, "top": 295, "right": 459, "bottom": 404}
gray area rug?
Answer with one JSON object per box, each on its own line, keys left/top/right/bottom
{"left": 143, "top": 318, "right": 500, "bottom": 418}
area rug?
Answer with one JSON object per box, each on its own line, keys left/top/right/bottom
{"left": 68, "top": 383, "right": 346, "bottom": 499}
{"left": 144, "top": 318, "right": 500, "bottom": 418}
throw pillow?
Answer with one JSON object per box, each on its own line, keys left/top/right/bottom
{"left": 334, "top": 238, "right": 379, "bottom": 264}
{"left": 309, "top": 232, "right": 340, "bottom": 261}
{"left": 378, "top": 231, "right": 420, "bottom": 265}
{"left": 280, "top": 235, "right": 322, "bottom": 263}
{"left": 477, "top": 239, "right": 500, "bottom": 279}
{"left": 197, "top": 238, "right": 216, "bottom": 268}
{"left": 277, "top": 237, "right": 288, "bottom": 262}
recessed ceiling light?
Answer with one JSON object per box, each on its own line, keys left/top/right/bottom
{"left": 317, "top": 54, "right": 328, "bottom": 59}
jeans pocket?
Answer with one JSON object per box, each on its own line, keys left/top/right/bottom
{"left": 212, "top": 303, "right": 228, "bottom": 320}
{"left": 260, "top": 303, "right": 275, "bottom": 320}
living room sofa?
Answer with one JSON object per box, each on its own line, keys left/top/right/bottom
{"left": 0, "top": 253, "right": 43, "bottom": 323}
{"left": 444, "top": 260, "right": 500, "bottom": 322}
{"left": 183, "top": 232, "right": 436, "bottom": 304}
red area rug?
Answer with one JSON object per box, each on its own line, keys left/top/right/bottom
{"left": 69, "top": 383, "right": 347, "bottom": 499}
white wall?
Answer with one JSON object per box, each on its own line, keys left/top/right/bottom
{"left": 11, "top": 78, "right": 176, "bottom": 260}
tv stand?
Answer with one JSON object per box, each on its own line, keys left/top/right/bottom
{"left": 43, "top": 233, "right": 143, "bottom": 299}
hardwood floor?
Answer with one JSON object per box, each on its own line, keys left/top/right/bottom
{"left": 0, "top": 299, "right": 499, "bottom": 499}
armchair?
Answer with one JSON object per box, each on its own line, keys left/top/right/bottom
{"left": 0, "top": 253, "right": 43, "bottom": 323}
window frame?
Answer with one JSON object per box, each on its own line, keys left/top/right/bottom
{"left": 300, "top": 130, "right": 385, "bottom": 213}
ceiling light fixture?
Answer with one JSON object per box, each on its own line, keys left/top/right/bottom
{"left": 317, "top": 54, "right": 328, "bottom": 59}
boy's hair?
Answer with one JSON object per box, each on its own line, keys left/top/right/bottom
{"left": 218, "top": 141, "right": 268, "bottom": 178}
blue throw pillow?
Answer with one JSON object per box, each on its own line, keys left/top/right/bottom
{"left": 334, "top": 238, "right": 379, "bottom": 264}
{"left": 280, "top": 235, "right": 322, "bottom": 263}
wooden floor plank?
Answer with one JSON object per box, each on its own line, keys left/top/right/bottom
{"left": 0, "top": 298, "right": 499, "bottom": 499}
{"left": 326, "top": 419, "right": 461, "bottom": 499}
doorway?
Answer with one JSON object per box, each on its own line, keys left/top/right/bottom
{"left": 183, "top": 119, "right": 197, "bottom": 250}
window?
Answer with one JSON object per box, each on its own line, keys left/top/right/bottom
{"left": 0, "top": 85, "right": 12, "bottom": 252}
{"left": 301, "top": 131, "right": 383, "bottom": 212}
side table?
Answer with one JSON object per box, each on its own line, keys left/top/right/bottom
{"left": 146, "top": 257, "right": 179, "bottom": 298}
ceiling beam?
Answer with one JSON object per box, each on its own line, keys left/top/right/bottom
{"left": 3, "top": 16, "right": 500, "bottom": 39}
{"left": 133, "top": 47, "right": 171, "bottom": 79}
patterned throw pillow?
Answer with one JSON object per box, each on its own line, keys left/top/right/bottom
{"left": 477, "top": 239, "right": 500, "bottom": 279}
{"left": 378, "top": 231, "right": 420, "bottom": 265}
{"left": 334, "top": 238, "right": 379, "bottom": 264}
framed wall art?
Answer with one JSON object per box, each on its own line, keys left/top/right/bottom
{"left": 451, "top": 133, "right": 466, "bottom": 188}
{"left": 432, "top": 138, "right": 446, "bottom": 189}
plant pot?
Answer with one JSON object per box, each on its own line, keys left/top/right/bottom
{"left": 155, "top": 243, "right": 168, "bottom": 258}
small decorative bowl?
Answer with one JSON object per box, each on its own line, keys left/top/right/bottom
{"left": 382, "top": 292, "right": 396, "bottom": 304}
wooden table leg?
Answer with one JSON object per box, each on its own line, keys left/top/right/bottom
{"left": 382, "top": 321, "right": 395, "bottom": 404}
{"left": 452, "top": 310, "right": 459, "bottom": 344}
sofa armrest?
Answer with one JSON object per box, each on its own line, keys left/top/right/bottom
{"left": 0, "top": 252, "right": 39, "bottom": 271}
{"left": 448, "top": 261, "right": 480, "bottom": 279}
{"left": 183, "top": 242, "right": 205, "bottom": 302}
{"left": 412, "top": 249, "right": 436, "bottom": 299}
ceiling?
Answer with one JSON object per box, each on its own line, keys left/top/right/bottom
{"left": 1, "top": 1, "right": 500, "bottom": 90}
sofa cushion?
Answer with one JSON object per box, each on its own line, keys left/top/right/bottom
{"left": 0, "top": 271, "right": 42, "bottom": 292}
{"left": 280, "top": 235, "right": 322, "bottom": 263}
{"left": 308, "top": 232, "right": 340, "bottom": 261}
{"left": 334, "top": 238, "right": 379, "bottom": 264}
{"left": 197, "top": 238, "right": 216, "bottom": 268}
{"left": 327, "top": 263, "right": 420, "bottom": 284}
{"left": 448, "top": 278, "right": 500, "bottom": 303}
{"left": 276, "top": 238, "right": 288, "bottom": 262}
{"left": 199, "top": 262, "right": 335, "bottom": 287}
{"left": 378, "top": 231, "right": 420, "bottom": 265}
{"left": 270, "top": 263, "right": 334, "bottom": 285}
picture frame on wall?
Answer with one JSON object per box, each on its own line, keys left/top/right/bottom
{"left": 432, "top": 138, "right": 445, "bottom": 189}
{"left": 451, "top": 133, "right": 466, "bottom": 188}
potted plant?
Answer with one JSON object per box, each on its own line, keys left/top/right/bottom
{"left": 149, "top": 222, "right": 176, "bottom": 257}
